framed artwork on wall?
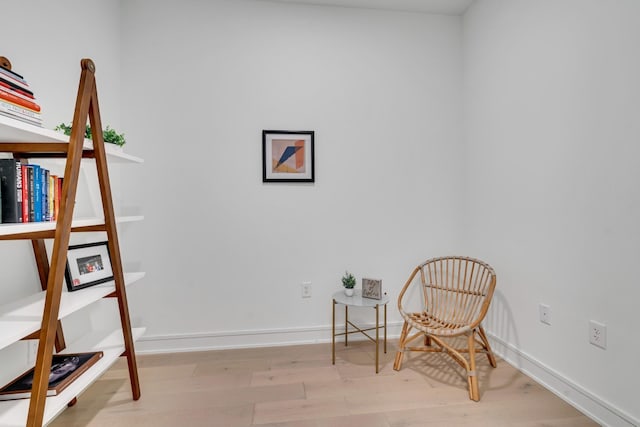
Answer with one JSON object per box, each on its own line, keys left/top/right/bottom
{"left": 65, "top": 241, "right": 114, "bottom": 292}
{"left": 262, "top": 130, "right": 314, "bottom": 183}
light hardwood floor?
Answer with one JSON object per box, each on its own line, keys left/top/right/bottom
{"left": 50, "top": 340, "right": 598, "bottom": 426}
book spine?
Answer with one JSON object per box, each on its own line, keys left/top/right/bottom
{"left": 33, "top": 165, "right": 41, "bottom": 222}
{"left": 0, "top": 71, "right": 31, "bottom": 93}
{"left": 41, "top": 168, "right": 48, "bottom": 221}
{"left": 21, "top": 164, "right": 29, "bottom": 222}
{"left": 0, "top": 110, "right": 43, "bottom": 127}
{"left": 27, "top": 166, "right": 35, "bottom": 222}
{"left": 0, "top": 75, "right": 33, "bottom": 96}
{"left": 0, "top": 87, "right": 40, "bottom": 112}
{"left": 15, "top": 160, "right": 22, "bottom": 222}
{"left": 0, "top": 82, "right": 36, "bottom": 103}
{"left": 0, "top": 80, "right": 34, "bottom": 99}
{"left": 0, "top": 99, "right": 41, "bottom": 119}
{"left": 48, "top": 174, "right": 54, "bottom": 222}
{"left": 55, "top": 176, "right": 62, "bottom": 221}
{"left": 0, "top": 65, "right": 26, "bottom": 83}
{"left": 0, "top": 159, "right": 22, "bottom": 223}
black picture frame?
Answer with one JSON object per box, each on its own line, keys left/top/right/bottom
{"left": 65, "top": 241, "right": 114, "bottom": 292}
{"left": 262, "top": 130, "right": 315, "bottom": 183}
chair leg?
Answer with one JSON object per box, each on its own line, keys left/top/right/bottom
{"left": 393, "top": 321, "right": 410, "bottom": 371}
{"left": 477, "top": 326, "right": 497, "bottom": 368}
{"left": 467, "top": 332, "right": 480, "bottom": 401}
{"left": 424, "top": 334, "right": 432, "bottom": 346}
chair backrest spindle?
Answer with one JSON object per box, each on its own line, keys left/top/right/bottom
{"left": 413, "top": 256, "right": 496, "bottom": 329}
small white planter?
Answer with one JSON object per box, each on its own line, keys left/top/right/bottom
{"left": 344, "top": 288, "right": 354, "bottom": 296}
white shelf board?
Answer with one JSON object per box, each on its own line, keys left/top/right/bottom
{"left": 0, "top": 327, "right": 146, "bottom": 427}
{"left": 0, "top": 114, "right": 143, "bottom": 163}
{"left": 0, "top": 272, "right": 145, "bottom": 351}
{"left": 0, "top": 215, "right": 144, "bottom": 237}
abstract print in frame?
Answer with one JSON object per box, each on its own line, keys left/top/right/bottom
{"left": 262, "top": 130, "right": 314, "bottom": 182}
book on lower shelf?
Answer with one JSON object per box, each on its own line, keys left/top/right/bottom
{"left": 0, "top": 351, "right": 103, "bottom": 400}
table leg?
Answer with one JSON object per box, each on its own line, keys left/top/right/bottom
{"left": 332, "top": 299, "right": 336, "bottom": 365}
{"left": 384, "top": 302, "right": 387, "bottom": 354}
{"left": 375, "top": 303, "right": 380, "bottom": 374}
{"left": 344, "top": 305, "right": 348, "bottom": 347}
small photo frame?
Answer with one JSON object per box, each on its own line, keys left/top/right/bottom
{"left": 362, "top": 278, "right": 382, "bottom": 300}
{"left": 65, "top": 241, "right": 114, "bottom": 292}
{"left": 262, "top": 130, "right": 314, "bottom": 182}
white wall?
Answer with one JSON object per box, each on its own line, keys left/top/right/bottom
{"left": 3, "top": 0, "right": 636, "bottom": 425}
{"left": 463, "top": 0, "right": 640, "bottom": 425}
{"left": 119, "top": 0, "right": 464, "bottom": 349}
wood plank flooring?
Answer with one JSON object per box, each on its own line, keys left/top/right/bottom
{"left": 50, "top": 340, "right": 598, "bottom": 426}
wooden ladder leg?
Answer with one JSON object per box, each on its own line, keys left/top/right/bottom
{"left": 89, "top": 85, "right": 141, "bottom": 400}
{"left": 393, "top": 321, "right": 410, "bottom": 371}
{"left": 31, "top": 239, "right": 66, "bottom": 352}
{"left": 27, "top": 59, "right": 93, "bottom": 427}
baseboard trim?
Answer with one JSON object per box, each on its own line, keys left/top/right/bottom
{"left": 136, "top": 321, "right": 405, "bottom": 354}
{"left": 487, "top": 333, "right": 638, "bottom": 427}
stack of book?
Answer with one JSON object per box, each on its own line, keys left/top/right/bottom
{"left": 0, "top": 63, "right": 42, "bottom": 127}
{"left": 0, "top": 159, "right": 62, "bottom": 224}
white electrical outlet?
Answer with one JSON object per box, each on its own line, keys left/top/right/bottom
{"left": 589, "top": 320, "right": 607, "bottom": 349}
{"left": 301, "top": 282, "right": 312, "bottom": 298}
{"left": 539, "top": 303, "right": 551, "bottom": 325}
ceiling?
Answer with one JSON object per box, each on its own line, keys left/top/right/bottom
{"left": 256, "top": 0, "right": 475, "bottom": 15}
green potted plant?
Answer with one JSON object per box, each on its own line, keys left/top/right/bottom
{"left": 342, "top": 271, "right": 356, "bottom": 296}
{"left": 54, "top": 123, "right": 126, "bottom": 147}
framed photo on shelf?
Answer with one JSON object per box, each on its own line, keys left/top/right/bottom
{"left": 65, "top": 241, "right": 114, "bottom": 292}
{"left": 262, "top": 130, "right": 314, "bottom": 183}
{"left": 362, "top": 278, "right": 382, "bottom": 300}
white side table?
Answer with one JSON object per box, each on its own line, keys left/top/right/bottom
{"left": 332, "top": 290, "right": 389, "bottom": 373}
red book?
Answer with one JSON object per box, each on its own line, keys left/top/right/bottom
{"left": 21, "top": 164, "right": 29, "bottom": 222}
{"left": 0, "top": 88, "right": 40, "bottom": 112}
{"left": 0, "top": 80, "right": 34, "bottom": 99}
{"left": 0, "top": 82, "right": 34, "bottom": 104}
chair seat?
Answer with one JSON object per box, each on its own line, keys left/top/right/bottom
{"left": 403, "top": 311, "right": 472, "bottom": 336}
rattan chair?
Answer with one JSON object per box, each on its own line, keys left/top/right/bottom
{"left": 393, "top": 256, "right": 497, "bottom": 401}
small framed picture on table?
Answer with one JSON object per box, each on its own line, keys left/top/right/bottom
{"left": 362, "top": 278, "right": 382, "bottom": 300}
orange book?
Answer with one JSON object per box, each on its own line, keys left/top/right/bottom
{"left": 0, "top": 87, "right": 40, "bottom": 112}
